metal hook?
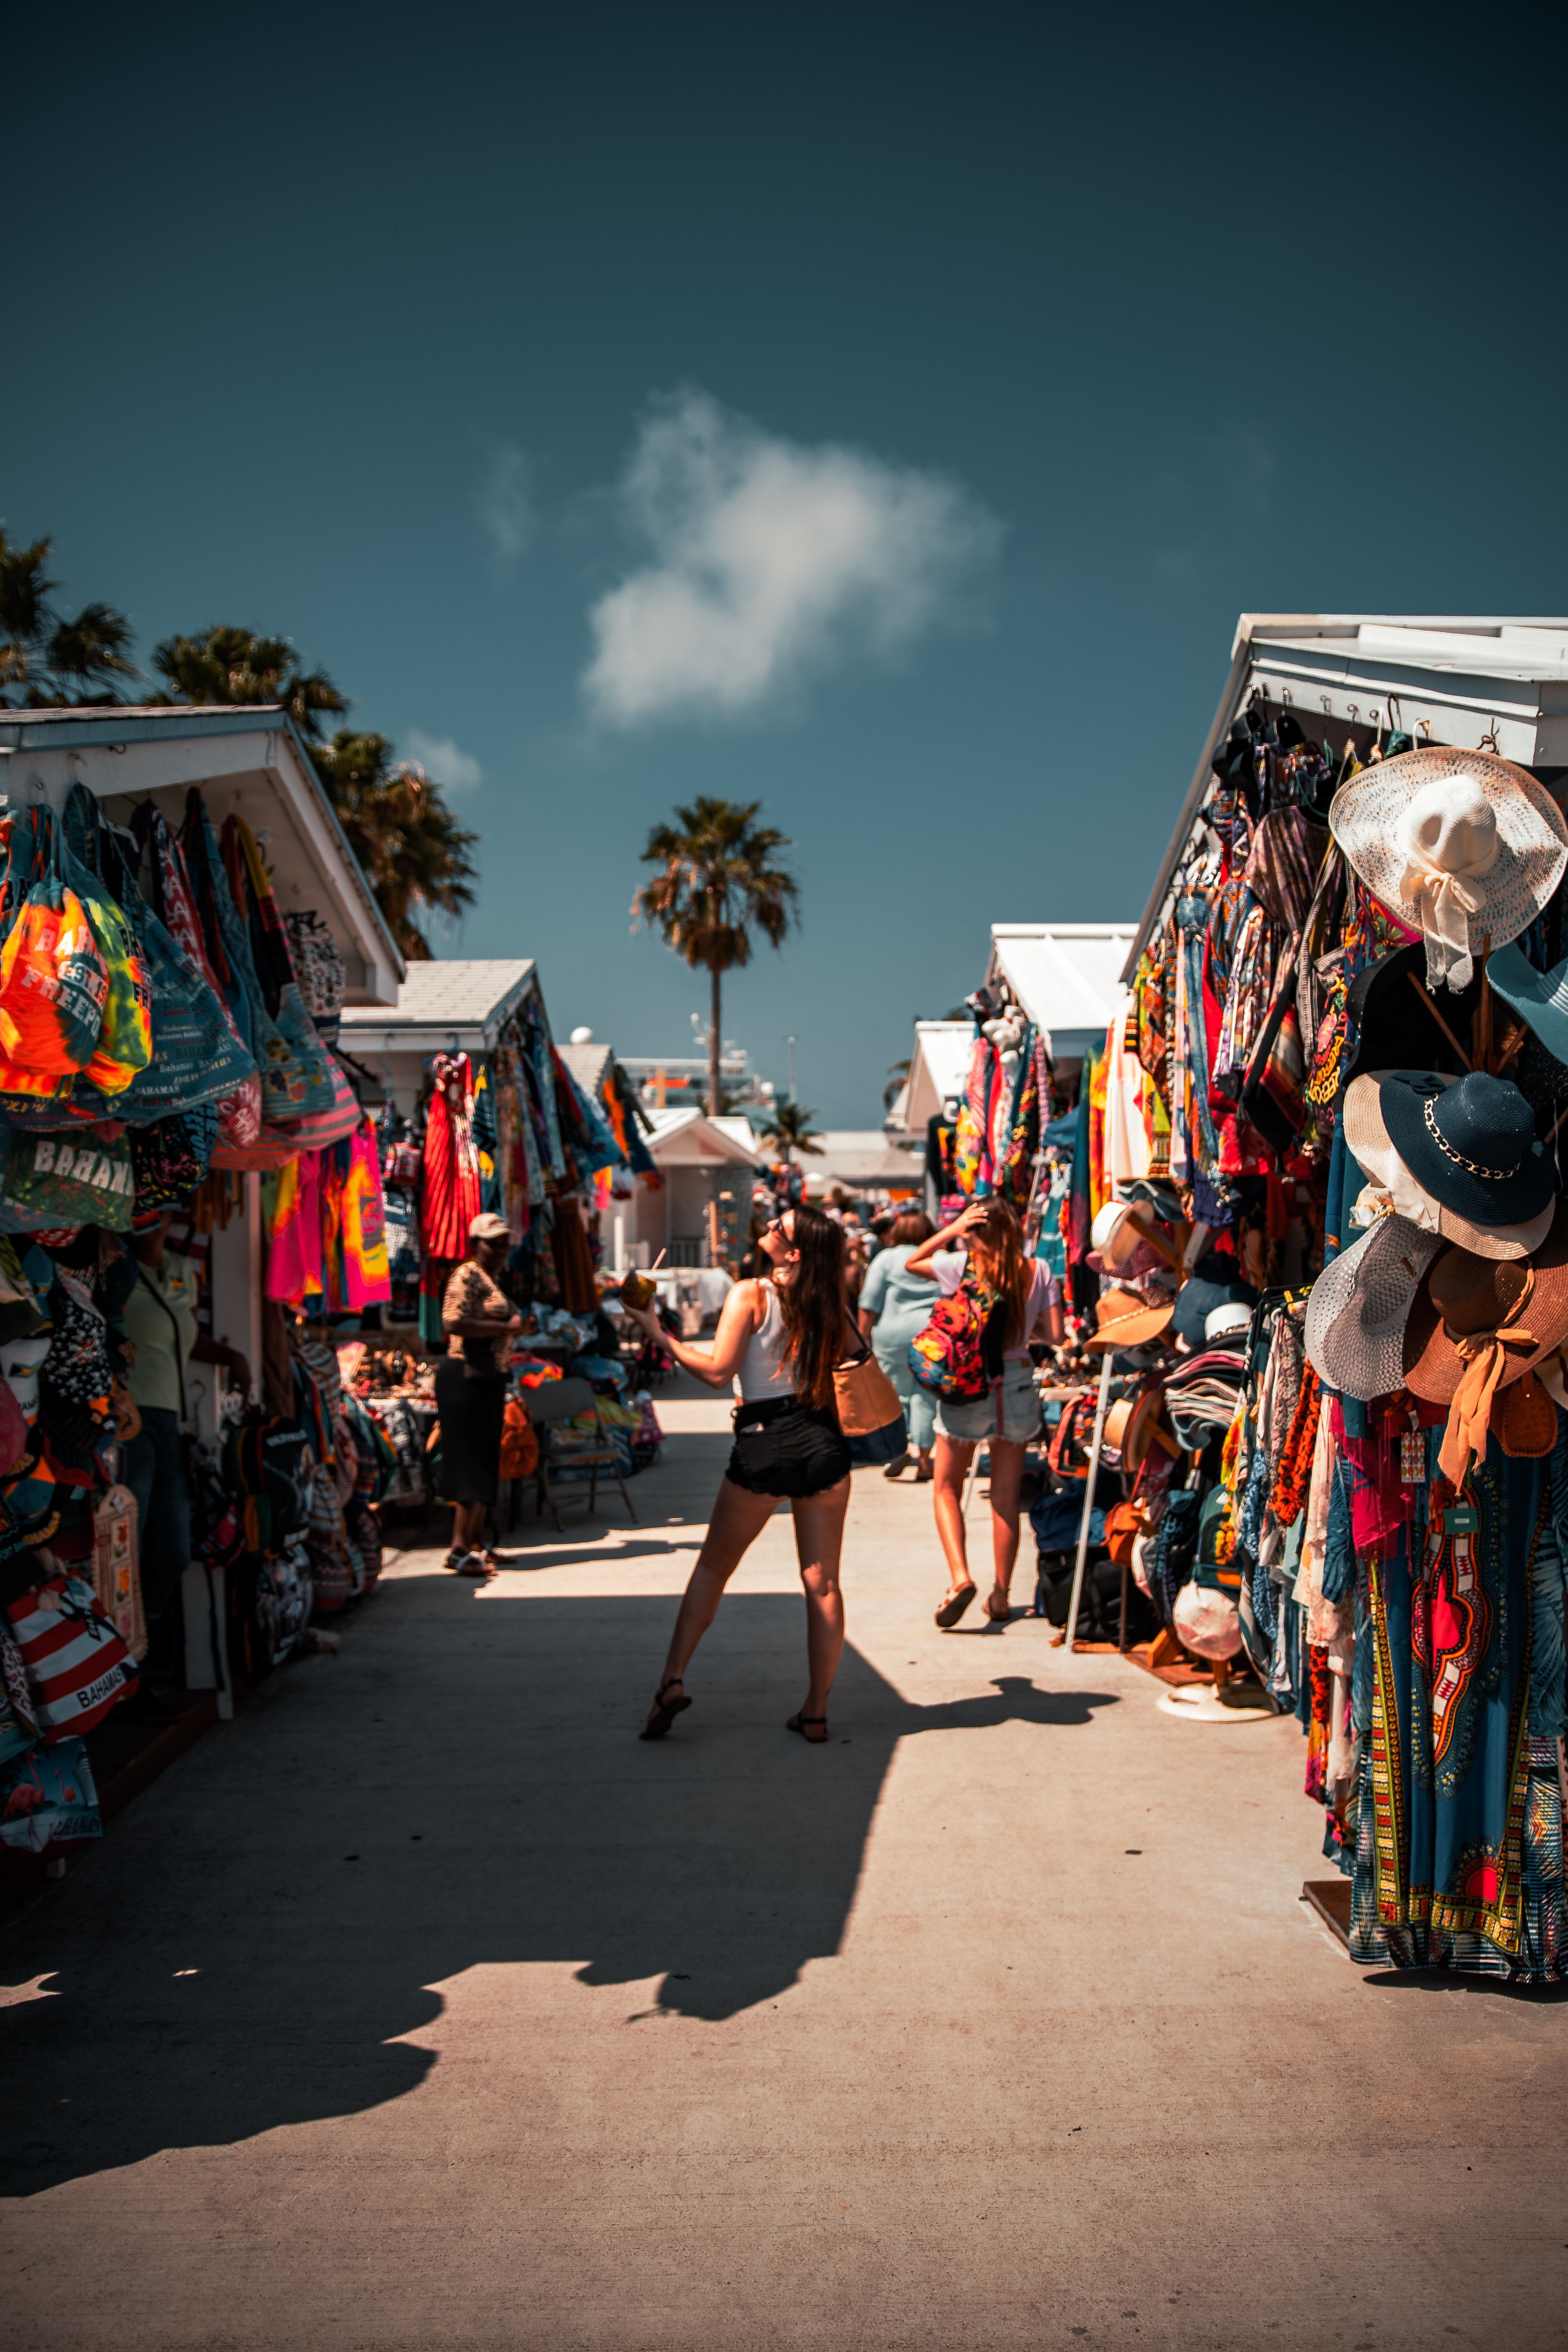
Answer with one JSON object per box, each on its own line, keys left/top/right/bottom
{"left": 1479, "top": 720, "right": 1501, "bottom": 753}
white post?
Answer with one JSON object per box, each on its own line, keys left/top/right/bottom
{"left": 613, "top": 1213, "right": 626, "bottom": 1276}
{"left": 1064, "top": 1350, "right": 1114, "bottom": 1651}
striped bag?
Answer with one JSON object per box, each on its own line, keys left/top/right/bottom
{"left": 6, "top": 1571, "right": 138, "bottom": 1740}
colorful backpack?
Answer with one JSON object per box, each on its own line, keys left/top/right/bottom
{"left": 908, "top": 1272, "right": 1008, "bottom": 1402}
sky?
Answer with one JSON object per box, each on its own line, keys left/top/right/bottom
{"left": 8, "top": 2, "right": 1568, "bottom": 1126}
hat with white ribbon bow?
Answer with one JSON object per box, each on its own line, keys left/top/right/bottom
{"left": 1329, "top": 747, "right": 1567, "bottom": 992}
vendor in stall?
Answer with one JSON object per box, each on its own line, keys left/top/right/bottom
{"left": 124, "top": 1208, "right": 252, "bottom": 1639}
{"left": 438, "top": 1210, "right": 521, "bottom": 1579}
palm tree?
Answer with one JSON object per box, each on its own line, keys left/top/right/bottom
{"left": 149, "top": 624, "right": 349, "bottom": 740}
{"left": 758, "top": 1100, "right": 823, "bottom": 1161}
{"left": 883, "top": 1057, "right": 911, "bottom": 1113}
{"left": 634, "top": 797, "right": 798, "bottom": 1115}
{"left": 311, "top": 731, "right": 479, "bottom": 959}
{"left": 150, "top": 625, "right": 479, "bottom": 957}
{"left": 0, "top": 531, "right": 137, "bottom": 707}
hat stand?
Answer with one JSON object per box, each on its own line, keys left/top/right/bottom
{"left": 1063, "top": 1348, "right": 1115, "bottom": 1651}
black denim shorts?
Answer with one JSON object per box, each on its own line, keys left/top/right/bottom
{"left": 726, "top": 1393, "right": 852, "bottom": 1499}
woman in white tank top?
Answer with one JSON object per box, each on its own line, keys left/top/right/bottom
{"left": 619, "top": 1205, "right": 854, "bottom": 1745}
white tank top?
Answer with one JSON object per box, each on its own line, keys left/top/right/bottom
{"left": 734, "top": 1281, "right": 796, "bottom": 1402}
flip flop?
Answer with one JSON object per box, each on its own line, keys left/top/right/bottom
{"left": 786, "top": 1713, "right": 829, "bottom": 1744}
{"left": 935, "top": 1582, "right": 977, "bottom": 1628}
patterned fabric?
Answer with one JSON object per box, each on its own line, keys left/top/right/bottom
{"left": 1348, "top": 1422, "right": 1568, "bottom": 1979}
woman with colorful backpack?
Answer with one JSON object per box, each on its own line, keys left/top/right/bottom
{"left": 620, "top": 1203, "right": 855, "bottom": 1745}
{"left": 904, "top": 1198, "right": 1063, "bottom": 1628}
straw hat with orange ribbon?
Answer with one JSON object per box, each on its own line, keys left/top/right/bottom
{"left": 1403, "top": 1198, "right": 1568, "bottom": 1480}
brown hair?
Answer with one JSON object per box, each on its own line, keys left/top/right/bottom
{"left": 889, "top": 1209, "right": 934, "bottom": 1247}
{"left": 965, "top": 1198, "right": 1033, "bottom": 1350}
{"left": 773, "top": 1202, "right": 849, "bottom": 1411}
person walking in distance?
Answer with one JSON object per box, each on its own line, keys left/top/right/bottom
{"left": 903, "top": 1198, "right": 1063, "bottom": 1626}
{"left": 620, "top": 1204, "right": 854, "bottom": 1743}
{"left": 858, "top": 1208, "right": 939, "bottom": 1481}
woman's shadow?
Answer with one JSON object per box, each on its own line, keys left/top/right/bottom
{"left": 0, "top": 1587, "right": 1117, "bottom": 2198}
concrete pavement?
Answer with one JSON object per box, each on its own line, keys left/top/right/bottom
{"left": 3, "top": 1377, "right": 1567, "bottom": 2349}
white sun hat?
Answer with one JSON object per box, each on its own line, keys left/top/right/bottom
{"left": 1304, "top": 1212, "right": 1444, "bottom": 1402}
{"left": 1329, "top": 748, "right": 1567, "bottom": 992}
{"left": 1341, "top": 1070, "right": 1555, "bottom": 1261}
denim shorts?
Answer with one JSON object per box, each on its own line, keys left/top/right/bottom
{"left": 936, "top": 1362, "right": 1042, "bottom": 1446}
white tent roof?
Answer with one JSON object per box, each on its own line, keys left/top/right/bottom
{"left": 643, "top": 1108, "right": 762, "bottom": 1168}
{"left": 899, "top": 1022, "right": 975, "bottom": 1132}
{"left": 339, "top": 958, "right": 537, "bottom": 1053}
{"left": 987, "top": 923, "right": 1136, "bottom": 1059}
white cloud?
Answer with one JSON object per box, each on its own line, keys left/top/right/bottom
{"left": 407, "top": 730, "right": 483, "bottom": 791}
{"left": 475, "top": 439, "right": 535, "bottom": 562}
{"left": 582, "top": 389, "right": 1001, "bottom": 727}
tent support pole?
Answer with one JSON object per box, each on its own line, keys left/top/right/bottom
{"left": 1064, "top": 1351, "right": 1114, "bottom": 1651}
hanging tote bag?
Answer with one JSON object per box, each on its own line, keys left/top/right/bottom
{"left": 223, "top": 816, "right": 337, "bottom": 1116}
{"left": 0, "top": 1128, "right": 135, "bottom": 1233}
{"left": 6, "top": 1570, "right": 138, "bottom": 1739}
{"left": 0, "top": 807, "right": 109, "bottom": 1090}
{"left": 833, "top": 1336, "right": 906, "bottom": 1465}
{"left": 132, "top": 803, "right": 261, "bottom": 1147}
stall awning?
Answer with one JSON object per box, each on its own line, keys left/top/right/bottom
{"left": 0, "top": 703, "right": 405, "bottom": 1003}
{"left": 339, "top": 959, "right": 538, "bottom": 1055}
{"left": 987, "top": 923, "right": 1137, "bottom": 1060}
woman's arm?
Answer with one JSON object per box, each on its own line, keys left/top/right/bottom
{"left": 905, "top": 1201, "right": 987, "bottom": 1277}
{"left": 857, "top": 1307, "right": 876, "bottom": 1343}
{"left": 624, "top": 1280, "right": 762, "bottom": 1390}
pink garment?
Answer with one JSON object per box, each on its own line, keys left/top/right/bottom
{"left": 264, "top": 1152, "right": 324, "bottom": 1303}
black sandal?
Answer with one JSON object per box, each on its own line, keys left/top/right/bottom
{"left": 786, "top": 1712, "right": 829, "bottom": 1744}
{"left": 935, "top": 1582, "right": 977, "bottom": 1628}
{"left": 639, "top": 1677, "right": 692, "bottom": 1741}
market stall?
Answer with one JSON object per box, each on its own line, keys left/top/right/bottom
{"left": 0, "top": 699, "right": 410, "bottom": 1880}
{"left": 1077, "top": 612, "right": 1568, "bottom": 1981}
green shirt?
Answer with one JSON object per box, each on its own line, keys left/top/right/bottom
{"left": 124, "top": 1250, "right": 200, "bottom": 1416}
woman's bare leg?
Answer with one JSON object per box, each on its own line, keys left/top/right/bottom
{"left": 654, "top": 1477, "right": 777, "bottom": 1695}
{"left": 986, "top": 1439, "right": 1027, "bottom": 1609}
{"left": 790, "top": 1476, "right": 851, "bottom": 1717}
{"left": 932, "top": 1435, "right": 976, "bottom": 1597}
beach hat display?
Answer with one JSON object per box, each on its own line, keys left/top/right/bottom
{"left": 1403, "top": 1200, "right": 1568, "bottom": 1403}
{"left": 1303, "top": 1213, "right": 1444, "bottom": 1402}
{"left": 1102, "top": 1388, "right": 1169, "bottom": 1472}
{"left": 1378, "top": 1069, "right": 1555, "bottom": 1229}
{"left": 1329, "top": 748, "right": 1567, "bottom": 992}
{"left": 1342, "top": 1071, "right": 1555, "bottom": 1261}
{"left": 1169, "top": 1259, "right": 1257, "bottom": 1351}
{"left": 1401, "top": 1200, "right": 1568, "bottom": 1478}
{"left": 1084, "top": 1285, "right": 1174, "bottom": 1351}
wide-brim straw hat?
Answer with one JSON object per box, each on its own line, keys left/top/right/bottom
{"left": 1342, "top": 1071, "right": 1555, "bottom": 1261}
{"left": 1084, "top": 1285, "right": 1174, "bottom": 1351}
{"left": 1403, "top": 1197, "right": 1568, "bottom": 1403}
{"left": 1330, "top": 748, "right": 1567, "bottom": 981}
{"left": 1304, "top": 1213, "right": 1444, "bottom": 1402}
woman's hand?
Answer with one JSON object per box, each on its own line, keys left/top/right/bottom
{"left": 948, "top": 1202, "right": 989, "bottom": 1240}
{"left": 506, "top": 1312, "right": 524, "bottom": 1335}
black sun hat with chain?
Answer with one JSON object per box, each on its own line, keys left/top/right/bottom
{"left": 1379, "top": 1068, "right": 1555, "bottom": 1229}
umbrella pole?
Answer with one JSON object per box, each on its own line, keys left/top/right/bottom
{"left": 1064, "top": 1351, "right": 1114, "bottom": 1651}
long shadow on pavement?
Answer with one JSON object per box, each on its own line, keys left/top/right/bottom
{"left": 0, "top": 1586, "right": 1117, "bottom": 2197}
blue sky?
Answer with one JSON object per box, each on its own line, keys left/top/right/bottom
{"left": 8, "top": 3, "right": 1567, "bottom": 1123}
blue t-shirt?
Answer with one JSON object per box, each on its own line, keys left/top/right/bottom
{"left": 859, "top": 1244, "right": 940, "bottom": 1355}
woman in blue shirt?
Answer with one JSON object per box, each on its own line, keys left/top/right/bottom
{"left": 857, "top": 1209, "right": 938, "bottom": 1480}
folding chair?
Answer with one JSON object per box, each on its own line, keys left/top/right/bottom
{"left": 524, "top": 1376, "right": 639, "bottom": 1531}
